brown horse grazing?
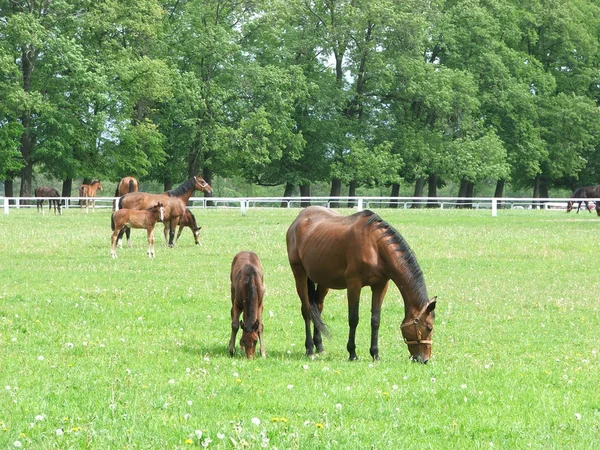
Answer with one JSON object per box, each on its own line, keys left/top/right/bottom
{"left": 110, "top": 203, "right": 164, "bottom": 258}
{"left": 35, "top": 186, "right": 62, "bottom": 215}
{"left": 79, "top": 180, "right": 103, "bottom": 212}
{"left": 114, "top": 176, "right": 139, "bottom": 197}
{"left": 117, "top": 176, "right": 212, "bottom": 247}
{"left": 286, "top": 206, "right": 436, "bottom": 363}
{"left": 567, "top": 185, "right": 600, "bottom": 214}
{"left": 163, "top": 208, "right": 202, "bottom": 245}
{"left": 229, "top": 251, "right": 266, "bottom": 359}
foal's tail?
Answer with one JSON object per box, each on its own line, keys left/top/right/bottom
{"left": 307, "top": 278, "right": 330, "bottom": 338}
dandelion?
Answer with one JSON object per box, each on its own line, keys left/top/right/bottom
{"left": 13, "top": 441, "right": 22, "bottom": 448}
{"left": 316, "top": 423, "right": 324, "bottom": 429}
{"left": 287, "top": 384, "right": 294, "bottom": 390}
{"left": 575, "top": 413, "right": 582, "bottom": 421}
{"left": 187, "top": 400, "right": 193, "bottom": 406}
{"left": 56, "top": 428, "right": 64, "bottom": 436}
{"left": 5, "top": 385, "right": 10, "bottom": 391}
{"left": 38, "top": 355, "right": 44, "bottom": 361}
{"left": 34, "top": 415, "right": 45, "bottom": 422}
{"left": 195, "top": 430, "right": 203, "bottom": 439}
{"left": 186, "top": 368, "right": 191, "bottom": 373}
{"left": 66, "top": 343, "right": 74, "bottom": 349}
{"left": 169, "top": 379, "right": 175, "bottom": 385}
{"left": 461, "top": 384, "right": 467, "bottom": 389}
{"left": 335, "top": 403, "right": 343, "bottom": 410}
{"left": 202, "top": 437, "right": 213, "bottom": 447}
{"left": 217, "top": 433, "right": 225, "bottom": 439}
{"left": 252, "top": 417, "right": 261, "bottom": 426}
{"left": 185, "top": 438, "right": 193, "bottom": 444}
{"left": 302, "top": 365, "right": 309, "bottom": 370}
{"left": 392, "top": 385, "right": 399, "bottom": 390}
{"left": 431, "top": 377, "right": 436, "bottom": 383}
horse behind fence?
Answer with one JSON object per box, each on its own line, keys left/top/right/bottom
{"left": 35, "top": 187, "right": 62, "bottom": 215}
{"left": 567, "top": 185, "right": 600, "bottom": 214}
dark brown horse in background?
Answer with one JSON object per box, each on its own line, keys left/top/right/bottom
{"left": 115, "top": 176, "right": 139, "bottom": 197}
{"left": 111, "top": 203, "right": 164, "bottom": 258}
{"left": 567, "top": 185, "right": 600, "bottom": 214}
{"left": 163, "top": 208, "right": 202, "bottom": 245}
{"left": 35, "top": 186, "right": 62, "bottom": 215}
{"left": 229, "top": 251, "right": 266, "bottom": 359}
{"left": 117, "top": 176, "right": 212, "bottom": 247}
{"left": 79, "top": 180, "right": 103, "bottom": 212}
{"left": 286, "top": 206, "right": 436, "bottom": 363}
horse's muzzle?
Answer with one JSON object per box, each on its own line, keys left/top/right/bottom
{"left": 410, "top": 355, "right": 429, "bottom": 364}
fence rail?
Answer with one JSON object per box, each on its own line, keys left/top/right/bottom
{"left": 2, "top": 195, "right": 597, "bottom": 217}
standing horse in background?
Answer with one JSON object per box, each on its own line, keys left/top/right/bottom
{"left": 110, "top": 203, "right": 164, "bottom": 258}
{"left": 117, "top": 176, "right": 212, "bottom": 247}
{"left": 114, "top": 176, "right": 139, "bottom": 197}
{"left": 163, "top": 208, "right": 202, "bottom": 245}
{"left": 35, "top": 186, "right": 62, "bottom": 215}
{"left": 229, "top": 251, "right": 266, "bottom": 359}
{"left": 286, "top": 206, "right": 437, "bottom": 363}
{"left": 567, "top": 185, "right": 600, "bottom": 213}
{"left": 79, "top": 180, "right": 103, "bottom": 212}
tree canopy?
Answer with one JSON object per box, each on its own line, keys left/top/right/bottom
{"left": 2, "top": 0, "right": 600, "bottom": 199}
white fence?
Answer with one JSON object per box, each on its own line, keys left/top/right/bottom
{"left": 2, "top": 195, "right": 597, "bottom": 217}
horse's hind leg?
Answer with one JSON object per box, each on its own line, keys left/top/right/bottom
{"left": 369, "top": 281, "right": 389, "bottom": 361}
{"left": 312, "top": 284, "right": 329, "bottom": 354}
{"left": 291, "top": 270, "right": 316, "bottom": 357}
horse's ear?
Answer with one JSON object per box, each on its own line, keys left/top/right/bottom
{"left": 426, "top": 297, "right": 437, "bottom": 313}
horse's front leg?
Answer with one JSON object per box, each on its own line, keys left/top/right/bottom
{"left": 110, "top": 230, "right": 120, "bottom": 258}
{"left": 147, "top": 227, "right": 155, "bottom": 258}
{"left": 163, "top": 223, "right": 170, "bottom": 244}
{"left": 346, "top": 283, "right": 362, "bottom": 361}
{"left": 229, "top": 292, "right": 242, "bottom": 356}
{"left": 369, "top": 281, "right": 389, "bottom": 361}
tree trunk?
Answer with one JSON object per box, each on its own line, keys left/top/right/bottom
{"left": 19, "top": 46, "right": 36, "bottom": 200}
{"left": 427, "top": 173, "right": 438, "bottom": 208}
{"left": 495, "top": 179, "right": 505, "bottom": 209}
{"left": 457, "top": 179, "right": 468, "bottom": 208}
{"left": 4, "top": 179, "right": 15, "bottom": 205}
{"left": 412, "top": 177, "right": 425, "bottom": 208}
{"left": 330, "top": 178, "right": 342, "bottom": 208}
{"left": 300, "top": 184, "right": 311, "bottom": 207}
{"left": 465, "top": 181, "right": 474, "bottom": 209}
{"left": 202, "top": 166, "right": 214, "bottom": 207}
{"left": 389, "top": 183, "right": 400, "bottom": 208}
{"left": 163, "top": 180, "right": 173, "bottom": 192}
{"left": 347, "top": 180, "right": 357, "bottom": 208}
{"left": 281, "top": 182, "right": 293, "bottom": 208}
{"left": 62, "top": 178, "right": 72, "bottom": 197}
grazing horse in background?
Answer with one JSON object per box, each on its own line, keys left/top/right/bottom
{"left": 110, "top": 203, "right": 164, "bottom": 258}
{"left": 117, "top": 176, "right": 212, "bottom": 247}
{"left": 114, "top": 176, "right": 139, "bottom": 197}
{"left": 79, "top": 180, "right": 103, "bottom": 212}
{"left": 286, "top": 206, "right": 437, "bottom": 363}
{"left": 229, "top": 251, "right": 266, "bottom": 359}
{"left": 163, "top": 208, "right": 202, "bottom": 245}
{"left": 567, "top": 185, "right": 600, "bottom": 214}
{"left": 35, "top": 186, "right": 62, "bottom": 215}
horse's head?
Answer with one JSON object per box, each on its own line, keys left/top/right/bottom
{"left": 566, "top": 201, "right": 573, "bottom": 213}
{"left": 239, "top": 320, "right": 260, "bottom": 359}
{"left": 401, "top": 297, "right": 436, "bottom": 364}
{"left": 194, "top": 176, "right": 213, "bottom": 194}
{"left": 154, "top": 202, "right": 165, "bottom": 222}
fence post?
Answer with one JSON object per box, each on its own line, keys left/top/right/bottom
{"left": 357, "top": 198, "right": 363, "bottom": 212}
{"left": 492, "top": 198, "right": 498, "bottom": 217}
{"left": 240, "top": 199, "right": 247, "bottom": 216}
{"left": 2, "top": 198, "right": 8, "bottom": 215}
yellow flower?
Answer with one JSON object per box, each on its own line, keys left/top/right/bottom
{"left": 316, "top": 423, "right": 324, "bottom": 429}
{"left": 185, "top": 438, "right": 193, "bottom": 444}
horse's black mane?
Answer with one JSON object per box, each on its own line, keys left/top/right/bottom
{"left": 361, "top": 210, "right": 429, "bottom": 307}
{"left": 166, "top": 178, "right": 195, "bottom": 197}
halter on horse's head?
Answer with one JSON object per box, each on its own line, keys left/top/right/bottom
{"left": 400, "top": 297, "right": 437, "bottom": 364}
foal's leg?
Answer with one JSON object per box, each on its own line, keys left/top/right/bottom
{"left": 147, "top": 227, "right": 155, "bottom": 258}
{"left": 258, "top": 303, "right": 266, "bottom": 358}
{"left": 346, "top": 282, "right": 362, "bottom": 361}
{"left": 111, "top": 229, "right": 121, "bottom": 258}
{"left": 229, "top": 289, "right": 242, "bottom": 356}
{"left": 369, "top": 281, "right": 389, "bottom": 361}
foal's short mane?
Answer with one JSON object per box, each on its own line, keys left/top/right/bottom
{"left": 187, "top": 209, "right": 198, "bottom": 229}
{"left": 362, "top": 210, "right": 428, "bottom": 307}
{"left": 242, "top": 265, "right": 260, "bottom": 332}
{"left": 167, "top": 178, "right": 195, "bottom": 198}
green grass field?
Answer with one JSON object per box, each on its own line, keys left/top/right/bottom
{"left": 1, "top": 206, "right": 599, "bottom": 449}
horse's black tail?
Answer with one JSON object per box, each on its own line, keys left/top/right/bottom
{"left": 129, "top": 180, "right": 135, "bottom": 192}
{"left": 118, "top": 196, "right": 124, "bottom": 210}
{"left": 114, "top": 186, "right": 119, "bottom": 197}
{"left": 307, "top": 278, "right": 330, "bottom": 338}
{"left": 111, "top": 213, "right": 115, "bottom": 231}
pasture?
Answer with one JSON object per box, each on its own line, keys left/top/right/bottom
{"left": 0, "top": 207, "right": 598, "bottom": 449}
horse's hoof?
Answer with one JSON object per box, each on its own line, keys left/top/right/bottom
{"left": 349, "top": 355, "right": 358, "bottom": 361}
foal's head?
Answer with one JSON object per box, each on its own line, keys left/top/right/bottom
{"left": 401, "top": 298, "right": 436, "bottom": 364}
{"left": 239, "top": 320, "right": 260, "bottom": 359}
{"left": 152, "top": 202, "right": 165, "bottom": 222}
{"left": 186, "top": 210, "right": 202, "bottom": 244}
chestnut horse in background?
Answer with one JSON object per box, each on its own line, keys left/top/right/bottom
{"left": 229, "top": 251, "right": 266, "bottom": 359}
{"left": 115, "top": 176, "right": 139, "bottom": 197}
{"left": 79, "top": 180, "right": 103, "bottom": 212}
{"left": 286, "top": 206, "right": 436, "bottom": 363}
{"left": 567, "top": 185, "right": 600, "bottom": 214}
{"left": 163, "top": 208, "right": 202, "bottom": 245}
{"left": 35, "top": 186, "right": 62, "bottom": 215}
{"left": 111, "top": 203, "right": 164, "bottom": 258}
{"left": 117, "top": 176, "right": 212, "bottom": 247}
